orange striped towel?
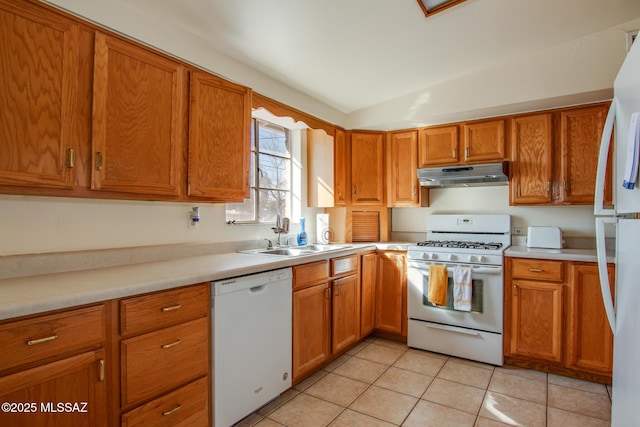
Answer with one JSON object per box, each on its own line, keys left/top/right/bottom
{"left": 453, "top": 266, "right": 472, "bottom": 311}
{"left": 428, "top": 264, "right": 448, "bottom": 306}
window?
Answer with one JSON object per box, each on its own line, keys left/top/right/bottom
{"left": 416, "top": 0, "right": 467, "bottom": 17}
{"left": 226, "top": 119, "right": 291, "bottom": 223}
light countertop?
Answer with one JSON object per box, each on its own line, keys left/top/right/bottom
{"left": 506, "top": 245, "right": 615, "bottom": 263}
{"left": 0, "top": 244, "right": 377, "bottom": 321}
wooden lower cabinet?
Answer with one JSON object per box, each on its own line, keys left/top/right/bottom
{"left": 374, "top": 251, "right": 407, "bottom": 337}
{"left": 0, "top": 303, "right": 109, "bottom": 427}
{"left": 360, "top": 252, "right": 377, "bottom": 336}
{"left": 505, "top": 257, "right": 615, "bottom": 382}
{"left": 292, "top": 282, "right": 332, "bottom": 381}
{"left": 565, "top": 262, "right": 615, "bottom": 375}
{"left": 332, "top": 274, "right": 360, "bottom": 354}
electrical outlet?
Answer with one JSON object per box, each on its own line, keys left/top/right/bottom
{"left": 513, "top": 226, "right": 524, "bottom": 235}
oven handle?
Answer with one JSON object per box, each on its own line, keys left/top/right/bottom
{"left": 407, "top": 263, "right": 502, "bottom": 275}
{"left": 427, "top": 323, "right": 480, "bottom": 336}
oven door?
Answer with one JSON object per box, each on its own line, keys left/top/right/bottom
{"left": 407, "top": 259, "right": 503, "bottom": 333}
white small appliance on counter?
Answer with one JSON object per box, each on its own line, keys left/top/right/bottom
{"left": 526, "top": 226, "right": 563, "bottom": 249}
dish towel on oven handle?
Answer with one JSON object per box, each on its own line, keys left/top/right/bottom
{"left": 428, "top": 264, "right": 448, "bottom": 306}
{"left": 453, "top": 266, "right": 472, "bottom": 312}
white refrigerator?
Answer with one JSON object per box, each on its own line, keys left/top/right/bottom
{"left": 594, "top": 36, "right": 640, "bottom": 427}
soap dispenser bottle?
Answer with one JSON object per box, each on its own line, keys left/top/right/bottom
{"left": 297, "top": 217, "right": 308, "bottom": 246}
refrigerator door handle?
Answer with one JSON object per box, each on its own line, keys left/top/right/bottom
{"left": 594, "top": 99, "right": 617, "bottom": 216}
{"left": 596, "top": 217, "right": 616, "bottom": 333}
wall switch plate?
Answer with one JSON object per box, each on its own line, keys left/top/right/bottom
{"left": 513, "top": 226, "right": 524, "bottom": 235}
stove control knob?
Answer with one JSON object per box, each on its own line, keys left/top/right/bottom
{"left": 467, "top": 255, "right": 476, "bottom": 262}
{"left": 431, "top": 253, "right": 438, "bottom": 260}
{"left": 421, "top": 253, "right": 429, "bottom": 260}
{"left": 448, "top": 254, "right": 457, "bottom": 261}
{"left": 480, "top": 256, "right": 487, "bottom": 263}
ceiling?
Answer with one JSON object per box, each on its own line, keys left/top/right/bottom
{"left": 123, "top": 0, "right": 640, "bottom": 114}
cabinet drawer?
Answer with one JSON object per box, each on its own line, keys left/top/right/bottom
{"left": 121, "top": 317, "right": 209, "bottom": 408}
{"left": 331, "top": 255, "right": 358, "bottom": 277}
{"left": 120, "top": 283, "right": 209, "bottom": 337}
{"left": 0, "top": 305, "right": 105, "bottom": 371}
{"left": 293, "top": 260, "right": 329, "bottom": 290}
{"left": 121, "top": 376, "right": 209, "bottom": 427}
{"left": 512, "top": 258, "right": 563, "bottom": 281}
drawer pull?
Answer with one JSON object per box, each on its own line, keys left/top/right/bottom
{"left": 529, "top": 268, "right": 544, "bottom": 272}
{"left": 161, "top": 339, "right": 181, "bottom": 349}
{"left": 162, "top": 304, "right": 182, "bottom": 312}
{"left": 27, "top": 334, "right": 58, "bottom": 346}
{"left": 162, "top": 404, "right": 182, "bottom": 416}
{"left": 99, "top": 359, "right": 105, "bottom": 382}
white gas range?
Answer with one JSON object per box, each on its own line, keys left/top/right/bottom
{"left": 407, "top": 214, "right": 511, "bottom": 366}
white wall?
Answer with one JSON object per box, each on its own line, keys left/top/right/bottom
{"left": 392, "top": 187, "right": 596, "bottom": 237}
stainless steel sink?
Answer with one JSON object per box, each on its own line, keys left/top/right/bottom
{"left": 239, "top": 244, "right": 353, "bottom": 257}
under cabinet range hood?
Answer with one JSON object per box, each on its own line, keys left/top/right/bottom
{"left": 418, "top": 161, "right": 509, "bottom": 188}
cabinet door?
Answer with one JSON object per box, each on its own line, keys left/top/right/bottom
{"left": 188, "top": 71, "right": 251, "bottom": 201}
{"left": 565, "top": 263, "right": 614, "bottom": 375}
{"left": 332, "top": 275, "right": 360, "bottom": 354}
{"left": 418, "top": 125, "right": 459, "bottom": 166}
{"left": 91, "top": 32, "right": 186, "bottom": 196}
{"left": 360, "top": 253, "right": 377, "bottom": 336}
{"left": 292, "top": 283, "right": 331, "bottom": 382}
{"left": 510, "top": 113, "right": 554, "bottom": 204}
{"left": 0, "top": 1, "right": 79, "bottom": 189}
{"left": 351, "top": 132, "right": 384, "bottom": 205}
{"left": 375, "top": 252, "right": 406, "bottom": 336}
{"left": 462, "top": 119, "right": 505, "bottom": 163}
{"left": 0, "top": 350, "right": 107, "bottom": 427}
{"left": 307, "top": 129, "right": 334, "bottom": 207}
{"left": 334, "top": 128, "right": 349, "bottom": 206}
{"left": 388, "top": 130, "right": 420, "bottom": 207}
{"left": 510, "top": 279, "right": 563, "bottom": 363}
{"left": 560, "top": 105, "right": 608, "bottom": 204}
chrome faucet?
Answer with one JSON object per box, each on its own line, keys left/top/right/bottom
{"left": 271, "top": 214, "right": 290, "bottom": 247}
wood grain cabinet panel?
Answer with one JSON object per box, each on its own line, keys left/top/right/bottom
{"left": 565, "top": 263, "right": 614, "bottom": 375}
{"left": 360, "top": 252, "right": 377, "bottom": 337}
{"left": 510, "top": 279, "right": 563, "bottom": 364}
{"left": 418, "top": 125, "right": 459, "bottom": 167}
{"left": 388, "top": 130, "right": 422, "bottom": 207}
{"left": 0, "top": 350, "right": 108, "bottom": 427}
{"left": 334, "top": 128, "right": 349, "bottom": 206}
{"left": 0, "top": 0, "right": 80, "bottom": 189}
{"left": 374, "top": 251, "right": 407, "bottom": 336}
{"left": 188, "top": 71, "right": 251, "bottom": 201}
{"left": 560, "top": 105, "right": 609, "bottom": 204}
{"left": 120, "top": 317, "right": 208, "bottom": 409}
{"left": 332, "top": 274, "right": 360, "bottom": 354}
{"left": 350, "top": 132, "right": 385, "bottom": 205}
{"left": 91, "top": 32, "right": 186, "bottom": 196}
{"left": 292, "top": 282, "right": 331, "bottom": 381}
{"left": 510, "top": 113, "right": 554, "bottom": 204}
{"left": 463, "top": 119, "right": 505, "bottom": 163}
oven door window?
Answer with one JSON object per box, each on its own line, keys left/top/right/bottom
{"left": 422, "top": 275, "right": 483, "bottom": 313}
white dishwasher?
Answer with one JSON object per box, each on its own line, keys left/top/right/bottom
{"left": 212, "top": 268, "right": 292, "bottom": 427}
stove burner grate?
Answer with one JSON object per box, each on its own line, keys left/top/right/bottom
{"left": 416, "top": 240, "right": 503, "bottom": 250}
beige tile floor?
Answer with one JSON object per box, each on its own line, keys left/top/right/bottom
{"left": 235, "top": 337, "right": 612, "bottom": 427}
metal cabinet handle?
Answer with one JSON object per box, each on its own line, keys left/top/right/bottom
{"left": 413, "top": 186, "right": 417, "bottom": 197}
{"left": 162, "top": 304, "right": 182, "bottom": 312}
{"left": 68, "top": 148, "right": 75, "bottom": 168}
{"left": 529, "top": 268, "right": 544, "bottom": 272}
{"left": 96, "top": 152, "right": 103, "bottom": 171}
{"left": 325, "top": 287, "right": 331, "bottom": 299}
{"left": 465, "top": 147, "right": 469, "bottom": 159}
{"left": 161, "top": 339, "right": 181, "bottom": 349}
{"left": 163, "top": 404, "right": 182, "bottom": 416}
{"left": 27, "top": 334, "right": 58, "bottom": 346}
{"left": 513, "top": 284, "right": 517, "bottom": 296}
{"left": 99, "top": 359, "right": 105, "bottom": 381}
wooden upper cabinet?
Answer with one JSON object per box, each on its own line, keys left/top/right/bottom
{"left": 334, "top": 128, "right": 349, "bottom": 206}
{"left": 350, "top": 132, "right": 384, "bottom": 206}
{"left": 91, "top": 32, "right": 186, "bottom": 196}
{"left": 418, "top": 125, "right": 459, "bottom": 167}
{"left": 462, "top": 119, "right": 505, "bottom": 163}
{"left": 307, "top": 129, "right": 334, "bottom": 207}
{"left": 510, "top": 113, "right": 554, "bottom": 205}
{"left": 559, "top": 104, "right": 609, "bottom": 204}
{"left": 0, "top": 1, "right": 80, "bottom": 189}
{"left": 188, "top": 71, "right": 251, "bottom": 201}
{"left": 388, "top": 130, "right": 422, "bottom": 207}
